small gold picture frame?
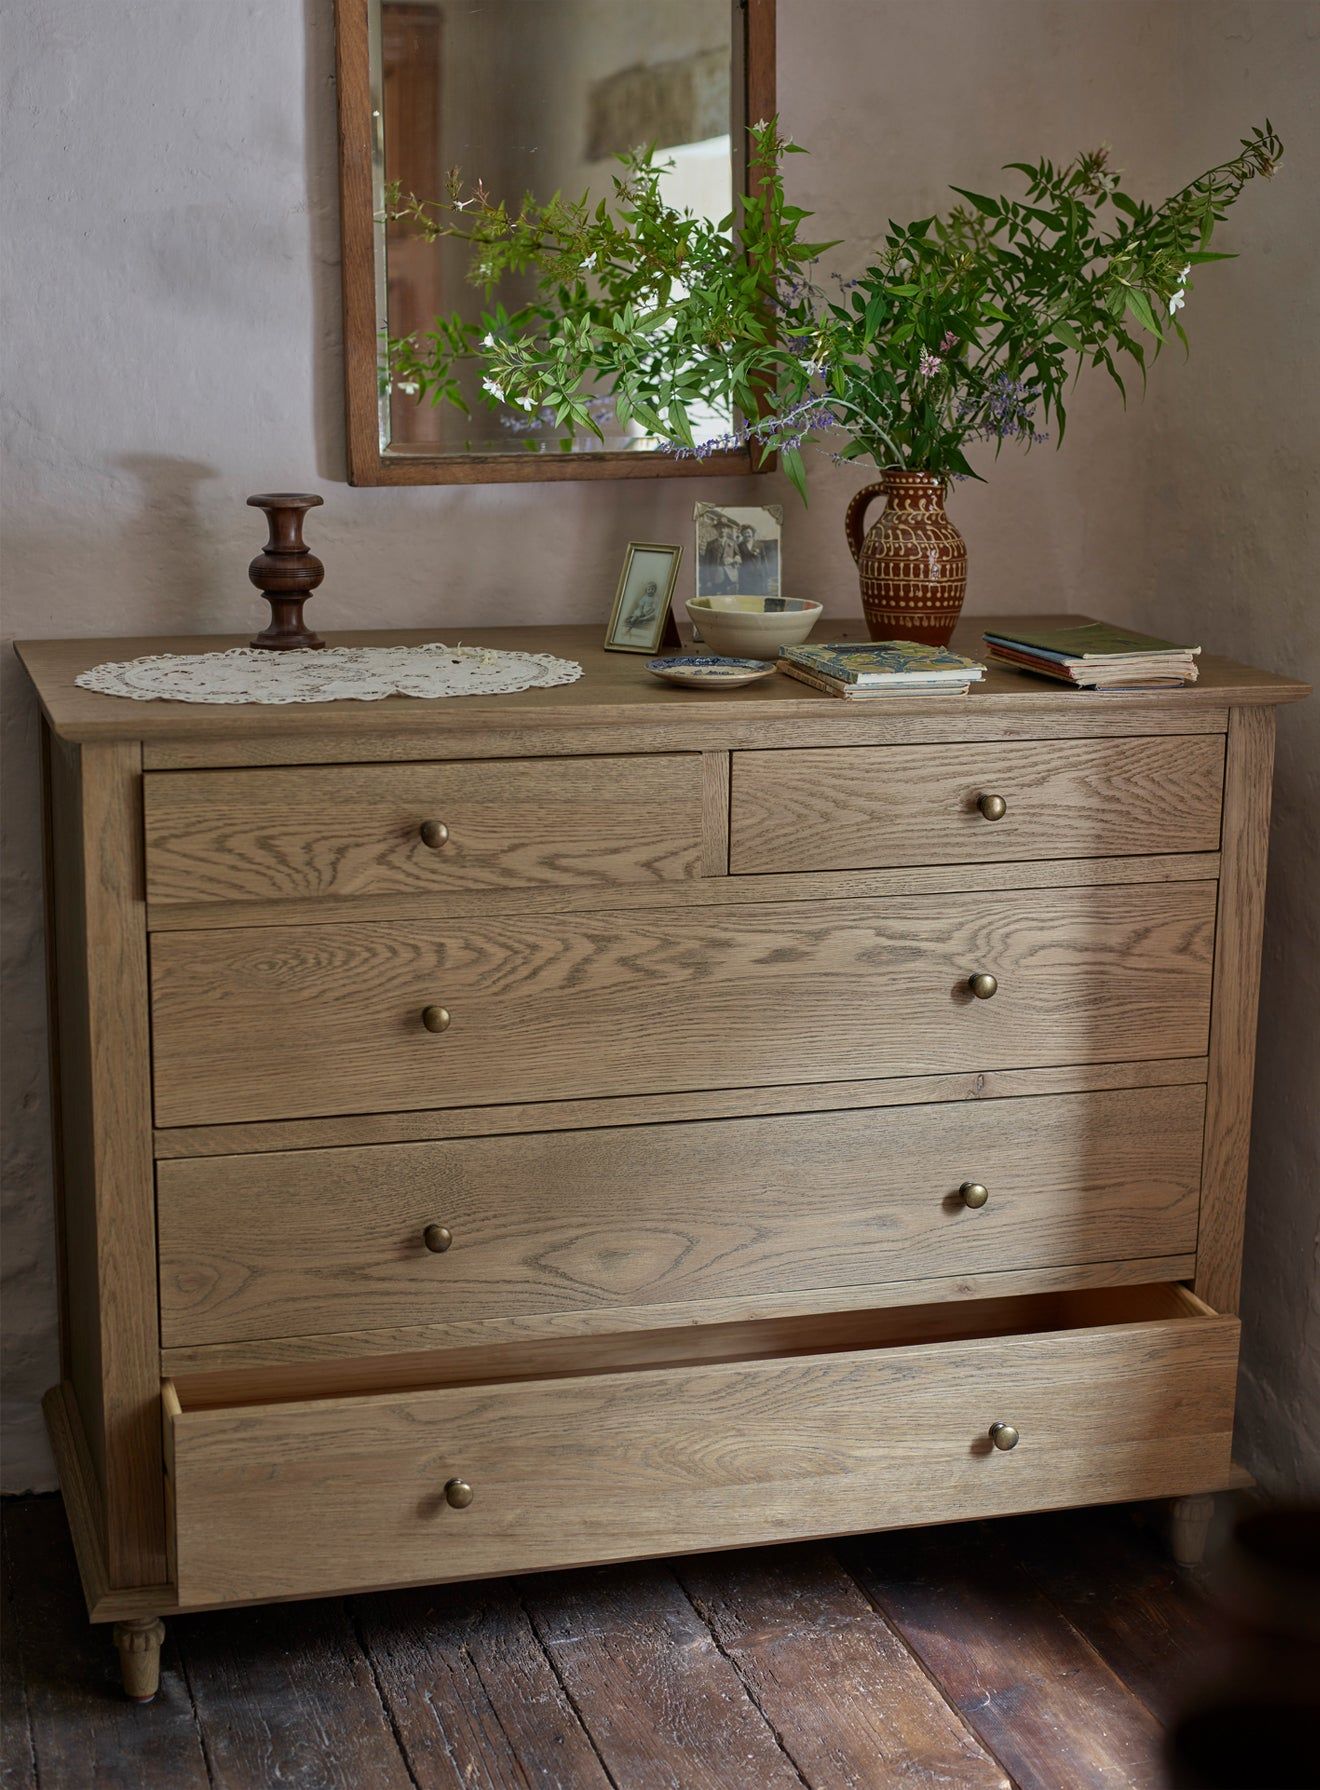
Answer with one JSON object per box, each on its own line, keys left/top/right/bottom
{"left": 604, "top": 542, "right": 684, "bottom": 654}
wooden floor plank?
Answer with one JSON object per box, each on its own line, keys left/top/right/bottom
{"left": 176, "top": 1595, "right": 413, "bottom": 1789}
{"left": 2, "top": 1496, "right": 208, "bottom": 1790}
{"left": 350, "top": 1578, "right": 613, "bottom": 1789}
{"left": 524, "top": 1560, "right": 808, "bottom": 1790}
{"left": 677, "top": 1544, "right": 1010, "bottom": 1790}
{"left": 844, "top": 1519, "right": 1168, "bottom": 1790}
{"left": 0, "top": 1511, "right": 37, "bottom": 1790}
{"left": 1001, "top": 1504, "right": 1222, "bottom": 1723}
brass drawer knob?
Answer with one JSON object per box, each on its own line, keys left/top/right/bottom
{"left": 422, "top": 1223, "right": 453, "bottom": 1254}
{"left": 421, "top": 1005, "right": 451, "bottom": 1033}
{"left": 989, "top": 1422, "right": 1019, "bottom": 1451}
{"left": 444, "top": 1478, "right": 474, "bottom": 1509}
{"left": 959, "top": 1181, "right": 990, "bottom": 1210}
{"left": 967, "top": 972, "right": 998, "bottom": 1000}
{"left": 419, "top": 819, "right": 450, "bottom": 850}
{"left": 977, "top": 793, "right": 1007, "bottom": 821}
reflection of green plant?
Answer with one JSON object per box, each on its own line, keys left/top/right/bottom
{"left": 384, "top": 118, "right": 1282, "bottom": 495}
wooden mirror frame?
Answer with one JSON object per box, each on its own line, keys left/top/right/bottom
{"left": 333, "top": 0, "right": 776, "bottom": 486}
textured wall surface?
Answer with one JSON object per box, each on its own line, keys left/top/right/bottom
{"left": 2, "top": 0, "right": 1316, "bottom": 1493}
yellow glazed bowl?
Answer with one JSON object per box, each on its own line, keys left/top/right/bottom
{"left": 686, "top": 595, "right": 823, "bottom": 660}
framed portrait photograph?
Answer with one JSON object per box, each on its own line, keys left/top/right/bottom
{"left": 604, "top": 542, "right": 683, "bottom": 653}
{"left": 694, "top": 503, "right": 783, "bottom": 601}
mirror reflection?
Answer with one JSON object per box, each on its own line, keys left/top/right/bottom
{"left": 373, "top": 0, "right": 736, "bottom": 456}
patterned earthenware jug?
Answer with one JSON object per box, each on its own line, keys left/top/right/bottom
{"left": 844, "top": 469, "right": 968, "bottom": 646}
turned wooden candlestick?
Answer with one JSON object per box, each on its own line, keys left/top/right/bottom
{"left": 247, "top": 492, "right": 327, "bottom": 650}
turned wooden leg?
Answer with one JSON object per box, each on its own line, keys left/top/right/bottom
{"left": 1170, "top": 1494, "right": 1216, "bottom": 1568}
{"left": 113, "top": 1616, "right": 165, "bottom": 1702}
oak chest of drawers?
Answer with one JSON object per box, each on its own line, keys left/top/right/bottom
{"left": 17, "top": 617, "right": 1307, "bottom": 1697}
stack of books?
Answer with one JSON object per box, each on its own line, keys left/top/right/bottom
{"left": 982, "top": 620, "right": 1200, "bottom": 689}
{"left": 777, "top": 641, "right": 986, "bottom": 699}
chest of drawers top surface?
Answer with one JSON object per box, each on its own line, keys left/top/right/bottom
{"left": 15, "top": 615, "right": 1307, "bottom": 757}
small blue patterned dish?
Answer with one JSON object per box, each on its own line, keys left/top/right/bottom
{"left": 646, "top": 655, "right": 778, "bottom": 689}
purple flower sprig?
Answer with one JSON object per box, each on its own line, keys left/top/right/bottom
{"left": 658, "top": 395, "right": 843, "bottom": 461}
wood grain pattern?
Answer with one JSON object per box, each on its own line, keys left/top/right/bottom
{"left": 1195, "top": 705, "right": 1277, "bottom": 1313}
{"left": 676, "top": 1547, "right": 1011, "bottom": 1790}
{"left": 150, "top": 883, "right": 1218, "bottom": 1127}
{"left": 45, "top": 740, "right": 164, "bottom": 1586}
{"left": 152, "top": 1054, "right": 1210, "bottom": 1159}
{"left": 143, "top": 847, "right": 1222, "bottom": 934}
{"left": 17, "top": 617, "right": 1305, "bottom": 750}
{"left": 158, "top": 1258, "right": 1199, "bottom": 1383}
{"left": 157, "top": 1084, "right": 1205, "bottom": 1347}
{"left": 164, "top": 1286, "right": 1238, "bottom": 1605}
{"left": 731, "top": 735, "right": 1225, "bottom": 873}
{"left": 144, "top": 754, "right": 709, "bottom": 907}
{"left": 700, "top": 749, "right": 731, "bottom": 876}
{"left": 141, "top": 706, "right": 1234, "bottom": 770}
{"left": 164, "top": 1284, "right": 1211, "bottom": 1410}
{"left": 41, "top": 1385, "right": 174, "bottom": 1624}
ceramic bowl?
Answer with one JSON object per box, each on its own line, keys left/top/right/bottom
{"left": 685, "top": 595, "right": 823, "bottom": 660}
{"left": 646, "top": 655, "right": 778, "bottom": 690}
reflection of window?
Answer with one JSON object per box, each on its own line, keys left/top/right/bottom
{"left": 585, "top": 48, "right": 729, "bottom": 161}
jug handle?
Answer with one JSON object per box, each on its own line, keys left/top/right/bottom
{"left": 844, "top": 481, "right": 888, "bottom": 564}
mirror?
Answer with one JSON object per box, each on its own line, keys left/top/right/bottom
{"left": 335, "top": 0, "right": 775, "bottom": 484}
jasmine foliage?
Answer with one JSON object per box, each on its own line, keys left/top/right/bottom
{"left": 383, "top": 120, "right": 1281, "bottom": 496}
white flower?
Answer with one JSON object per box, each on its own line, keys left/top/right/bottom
{"left": 580, "top": 253, "right": 596, "bottom": 271}
{"left": 396, "top": 379, "right": 419, "bottom": 397}
{"left": 751, "top": 119, "right": 769, "bottom": 132}
{"left": 516, "top": 396, "right": 536, "bottom": 411}
{"left": 1179, "top": 264, "right": 1191, "bottom": 282}
{"left": 481, "top": 331, "right": 496, "bottom": 348}
{"left": 1168, "top": 288, "right": 1186, "bottom": 315}
{"left": 481, "top": 375, "right": 505, "bottom": 402}
{"left": 452, "top": 197, "right": 474, "bottom": 212}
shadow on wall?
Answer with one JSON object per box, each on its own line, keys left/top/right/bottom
{"left": 112, "top": 456, "right": 224, "bottom": 620}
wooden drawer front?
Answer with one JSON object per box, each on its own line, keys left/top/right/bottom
{"left": 730, "top": 736, "right": 1225, "bottom": 873}
{"left": 150, "top": 883, "right": 1217, "bottom": 1126}
{"left": 165, "top": 1286, "right": 1238, "bottom": 1604}
{"left": 143, "top": 754, "right": 708, "bottom": 908}
{"left": 158, "top": 1084, "right": 1206, "bottom": 1346}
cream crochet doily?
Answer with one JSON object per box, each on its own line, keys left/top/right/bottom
{"left": 74, "top": 643, "right": 584, "bottom": 705}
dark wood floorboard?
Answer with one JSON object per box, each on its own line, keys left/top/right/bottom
{"left": 1, "top": 1494, "right": 1224, "bottom": 1790}
{"left": 844, "top": 1517, "right": 1168, "bottom": 1790}
{"left": 1002, "top": 1504, "right": 1222, "bottom": 1725}
{"left": 2, "top": 1498, "right": 208, "bottom": 1790}
{"left": 675, "top": 1544, "right": 1009, "bottom": 1789}
{"left": 174, "top": 1595, "right": 414, "bottom": 1790}
{"left": 0, "top": 1510, "right": 36, "bottom": 1790}
{"left": 349, "top": 1578, "right": 613, "bottom": 1789}
{"left": 523, "top": 1560, "right": 808, "bottom": 1790}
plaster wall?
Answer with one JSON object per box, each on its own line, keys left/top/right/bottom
{"left": 2, "top": 0, "right": 1316, "bottom": 1493}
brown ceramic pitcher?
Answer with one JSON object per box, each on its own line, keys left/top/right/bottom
{"left": 844, "top": 468, "right": 968, "bottom": 645}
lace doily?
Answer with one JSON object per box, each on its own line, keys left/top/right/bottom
{"left": 74, "top": 643, "right": 583, "bottom": 705}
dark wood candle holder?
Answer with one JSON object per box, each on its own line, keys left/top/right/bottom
{"left": 247, "top": 493, "right": 327, "bottom": 650}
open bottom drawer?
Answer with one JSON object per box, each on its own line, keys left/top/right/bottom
{"left": 163, "top": 1283, "right": 1238, "bottom": 1607}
